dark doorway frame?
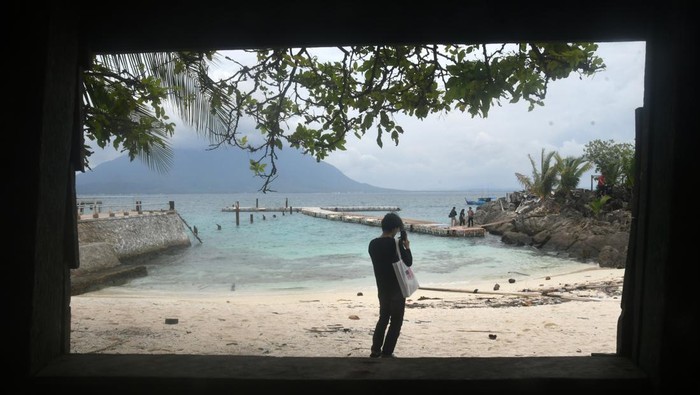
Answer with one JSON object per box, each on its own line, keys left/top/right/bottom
{"left": 16, "top": 2, "right": 694, "bottom": 393}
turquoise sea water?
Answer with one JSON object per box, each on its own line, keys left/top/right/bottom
{"left": 79, "top": 191, "right": 598, "bottom": 296}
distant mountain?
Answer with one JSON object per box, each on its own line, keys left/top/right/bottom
{"left": 76, "top": 147, "right": 395, "bottom": 194}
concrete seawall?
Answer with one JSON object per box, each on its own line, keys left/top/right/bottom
{"left": 77, "top": 211, "right": 191, "bottom": 261}
{"left": 72, "top": 211, "right": 191, "bottom": 295}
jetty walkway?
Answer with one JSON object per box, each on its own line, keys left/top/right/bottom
{"left": 221, "top": 204, "right": 484, "bottom": 238}
{"left": 299, "top": 207, "right": 485, "bottom": 237}
{"left": 220, "top": 205, "right": 401, "bottom": 213}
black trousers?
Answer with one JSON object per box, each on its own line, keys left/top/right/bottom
{"left": 371, "top": 293, "right": 406, "bottom": 356}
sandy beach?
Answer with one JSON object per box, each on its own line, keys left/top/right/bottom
{"left": 70, "top": 267, "right": 624, "bottom": 358}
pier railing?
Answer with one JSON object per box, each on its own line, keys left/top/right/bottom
{"left": 76, "top": 197, "right": 175, "bottom": 220}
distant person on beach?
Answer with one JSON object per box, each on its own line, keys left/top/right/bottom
{"left": 597, "top": 174, "right": 607, "bottom": 196}
{"left": 448, "top": 207, "right": 457, "bottom": 227}
{"left": 467, "top": 207, "right": 475, "bottom": 227}
{"left": 368, "top": 212, "right": 413, "bottom": 358}
{"left": 459, "top": 209, "right": 466, "bottom": 226}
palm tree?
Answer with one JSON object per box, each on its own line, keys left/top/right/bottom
{"left": 82, "top": 52, "right": 230, "bottom": 173}
{"left": 555, "top": 154, "right": 593, "bottom": 193}
{"left": 515, "top": 148, "right": 559, "bottom": 199}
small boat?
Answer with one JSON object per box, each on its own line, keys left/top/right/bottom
{"left": 465, "top": 197, "right": 495, "bottom": 206}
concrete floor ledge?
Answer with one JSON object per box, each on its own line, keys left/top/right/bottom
{"left": 29, "top": 354, "right": 648, "bottom": 394}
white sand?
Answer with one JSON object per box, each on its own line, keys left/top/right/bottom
{"left": 70, "top": 267, "right": 624, "bottom": 358}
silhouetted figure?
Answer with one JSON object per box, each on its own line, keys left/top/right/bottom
{"left": 448, "top": 207, "right": 457, "bottom": 227}
{"left": 193, "top": 226, "right": 198, "bottom": 236}
{"left": 368, "top": 212, "right": 413, "bottom": 358}
{"left": 216, "top": 224, "right": 221, "bottom": 230}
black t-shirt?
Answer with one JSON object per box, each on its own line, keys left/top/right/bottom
{"left": 368, "top": 236, "right": 413, "bottom": 297}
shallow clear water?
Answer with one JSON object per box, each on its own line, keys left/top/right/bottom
{"left": 79, "top": 191, "right": 597, "bottom": 295}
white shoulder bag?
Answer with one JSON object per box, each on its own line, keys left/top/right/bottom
{"left": 392, "top": 239, "right": 419, "bottom": 298}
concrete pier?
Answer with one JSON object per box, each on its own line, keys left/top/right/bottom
{"left": 220, "top": 204, "right": 484, "bottom": 237}
{"left": 298, "top": 207, "right": 485, "bottom": 237}
{"left": 221, "top": 205, "right": 400, "bottom": 213}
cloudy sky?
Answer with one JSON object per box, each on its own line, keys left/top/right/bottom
{"left": 87, "top": 41, "right": 645, "bottom": 192}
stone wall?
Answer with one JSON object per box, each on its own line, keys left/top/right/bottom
{"left": 73, "top": 242, "right": 121, "bottom": 275}
{"left": 77, "top": 211, "right": 191, "bottom": 261}
{"left": 71, "top": 212, "right": 192, "bottom": 295}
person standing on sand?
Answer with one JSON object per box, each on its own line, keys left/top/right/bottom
{"left": 368, "top": 212, "right": 413, "bottom": 358}
{"left": 448, "top": 206, "right": 457, "bottom": 227}
{"left": 467, "top": 207, "right": 475, "bottom": 227}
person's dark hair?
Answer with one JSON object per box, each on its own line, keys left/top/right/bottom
{"left": 381, "top": 212, "right": 403, "bottom": 232}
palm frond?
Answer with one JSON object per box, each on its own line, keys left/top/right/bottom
{"left": 98, "top": 52, "right": 232, "bottom": 138}
{"left": 136, "top": 137, "right": 173, "bottom": 174}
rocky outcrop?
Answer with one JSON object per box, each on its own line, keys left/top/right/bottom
{"left": 474, "top": 189, "right": 631, "bottom": 268}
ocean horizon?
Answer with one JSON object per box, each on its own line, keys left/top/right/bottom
{"left": 77, "top": 191, "right": 599, "bottom": 296}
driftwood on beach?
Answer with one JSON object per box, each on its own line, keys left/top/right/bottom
{"left": 419, "top": 280, "right": 623, "bottom": 302}
{"left": 420, "top": 286, "right": 542, "bottom": 298}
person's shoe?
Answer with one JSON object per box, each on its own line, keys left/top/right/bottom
{"left": 380, "top": 353, "right": 397, "bottom": 358}
{"left": 369, "top": 352, "right": 381, "bottom": 358}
